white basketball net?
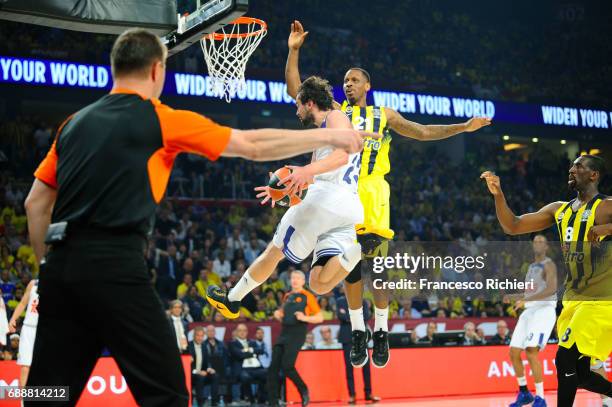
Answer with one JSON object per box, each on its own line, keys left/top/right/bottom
{"left": 200, "top": 18, "right": 267, "bottom": 103}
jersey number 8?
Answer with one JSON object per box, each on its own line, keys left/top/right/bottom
{"left": 565, "top": 227, "right": 574, "bottom": 242}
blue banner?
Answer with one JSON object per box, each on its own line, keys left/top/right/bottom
{"left": 1, "top": 55, "right": 611, "bottom": 131}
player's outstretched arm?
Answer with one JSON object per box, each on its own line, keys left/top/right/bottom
{"left": 222, "top": 127, "right": 363, "bottom": 161}
{"left": 480, "top": 171, "right": 560, "bottom": 235}
{"left": 385, "top": 108, "right": 491, "bottom": 141}
{"left": 285, "top": 20, "right": 308, "bottom": 100}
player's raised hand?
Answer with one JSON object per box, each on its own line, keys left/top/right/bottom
{"left": 255, "top": 173, "right": 276, "bottom": 207}
{"left": 465, "top": 117, "right": 492, "bottom": 132}
{"left": 480, "top": 171, "right": 503, "bottom": 196}
{"left": 280, "top": 165, "right": 313, "bottom": 195}
{"left": 288, "top": 20, "right": 309, "bottom": 50}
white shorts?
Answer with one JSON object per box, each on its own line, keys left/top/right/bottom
{"left": 17, "top": 324, "right": 37, "bottom": 366}
{"left": 509, "top": 305, "right": 556, "bottom": 350}
{"left": 272, "top": 191, "right": 359, "bottom": 265}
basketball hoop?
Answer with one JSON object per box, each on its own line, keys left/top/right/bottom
{"left": 200, "top": 16, "right": 267, "bottom": 103}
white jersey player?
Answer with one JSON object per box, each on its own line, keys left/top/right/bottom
{"left": 207, "top": 76, "right": 370, "bottom": 320}
{"left": 8, "top": 279, "right": 39, "bottom": 386}
{"left": 508, "top": 235, "right": 558, "bottom": 407}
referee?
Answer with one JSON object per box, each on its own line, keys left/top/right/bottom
{"left": 268, "top": 270, "right": 323, "bottom": 407}
{"left": 23, "top": 28, "right": 363, "bottom": 407}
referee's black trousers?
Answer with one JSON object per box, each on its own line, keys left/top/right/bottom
{"left": 26, "top": 230, "right": 189, "bottom": 406}
{"left": 267, "top": 341, "right": 307, "bottom": 404}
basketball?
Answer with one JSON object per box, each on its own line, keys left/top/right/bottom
{"left": 268, "top": 167, "right": 308, "bottom": 207}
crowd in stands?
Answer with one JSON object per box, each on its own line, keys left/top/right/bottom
{"left": 1, "top": 122, "right": 586, "bottom": 322}
{"left": 1, "top": 1, "right": 609, "bottom": 106}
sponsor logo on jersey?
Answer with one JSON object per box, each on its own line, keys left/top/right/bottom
{"left": 581, "top": 210, "right": 591, "bottom": 222}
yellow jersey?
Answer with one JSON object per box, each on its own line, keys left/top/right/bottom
{"left": 554, "top": 193, "right": 611, "bottom": 300}
{"left": 341, "top": 101, "right": 392, "bottom": 178}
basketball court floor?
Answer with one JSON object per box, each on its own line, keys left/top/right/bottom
{"left": 307, "top": 390, "right": 603, "bottom": 406}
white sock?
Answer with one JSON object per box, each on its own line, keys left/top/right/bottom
{"left": 517, "top": 376, "right": 527, "bottom": 387}
{"left": 349, "top": 307, "right": 366, "bottom": 332}
{"left": 602, "top": 396, "right": 611, "bottom": 407}
{"left": 535, "top": 382, "right": 544, "bottom": 397}
{"left": 227, "top": 270, "right": 261, "bottom": 302}
{"left": 374, "top": 306, "right": 389, "bottom": 332}
{"left": 339, "top": 243, "right": 362, "bottom": 272}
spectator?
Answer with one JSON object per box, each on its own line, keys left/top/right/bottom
{"left": 418, "top": 322, "right": 437, "bottom": 343}
{"left": 244, "top": 237, "right": 264, "bottom": 266}
{"left": 189, "top": 326, "right": 219, "bottom": 407}
{"left": 168, "top": 300, "right": 188, "bottom": 352}
{"left": 489, "top": 320, "right": 511, "bottom": 345}
{"left": 184, "top": 286, "right": 206, "bottom": 322}
{"left": 195, "top": 267, "right": 222, "bottom": 298}
{"left": 228, "top": 324, "right": 267, "bottom": 404}
{"left": 252, "top": 299, "right": 269, "bottom": 322}
{"left": 227, "top": 227, "right": 247, "bottom": 255}
{"left": 315, "top": 326, "right": 341, "bottom": 350}
{"left": 182, "top": 257, "right": 195, "bottom": 280}
{"left": 301, "top": 332, "right": 315, "bottom": 350}
{"left": 203, "top": 324, "right": 229, "bottom": 400}
{"left": 176, "top": 273, "right": 193, "bottom": 299}
{"left": 157, "top": 245, "right": 180, "bottom": 302}
{"left": 463, "top": 322, "right": 486, "bottom": 346}
{"left": 3, "top": 333, "right": 19, "bottom": 360}
{"left": 318, "top": 297, "right": 334, "bottom": 321}
{"left": 261, "top": 270, "right": 284, "bottom": 294}
{"left": 254, "top": 327, "right": 271, "bottom": 368}
{"left": 410, "top": 330, "right": 419, "bottom": 344}
{"left": 0, "top": 270, "right": 15, "bottom": 304}
{"left": 213, "top": 252, "right": 231, "bottom": 279}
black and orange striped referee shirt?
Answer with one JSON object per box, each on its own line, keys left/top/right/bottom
{"left": 35, "top": 89, "right": 231, "bottom": 234}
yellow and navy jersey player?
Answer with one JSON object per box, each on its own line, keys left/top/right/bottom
{"left": 286, "top": 21, "right": 491, "bottom": 244}
{"left": 285, "top": 19, "right": 492, "bottom": 370}
{"left": 481, "top": 155, "right": 612, "bottom": 407}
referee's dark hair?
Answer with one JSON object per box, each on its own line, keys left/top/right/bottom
{"left": 297, "top": 76, "right": 334, "bottom": 111}
{"left": 110, "top": 28, "right": 166, "bottom": 79}
{"left": 582, "top": 154, "right": 606, "bottom": 184}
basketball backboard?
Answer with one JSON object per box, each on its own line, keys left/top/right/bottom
{"left": 0, "top": 0, "right": 248, "bottom": 55}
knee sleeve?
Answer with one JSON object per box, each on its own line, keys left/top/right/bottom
{"left": 556, "top": 344, "right": 580, "bottom": 376}
{"left": 345, "top": 260, "right": 362, "bottom": 284}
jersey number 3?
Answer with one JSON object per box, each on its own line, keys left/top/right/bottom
{"left": 564, "top": 227, "right": 574, "bottom": 242}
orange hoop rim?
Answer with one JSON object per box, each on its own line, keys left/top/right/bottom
{"left": 204, "top": 16, "right": 267, "bottom": 41}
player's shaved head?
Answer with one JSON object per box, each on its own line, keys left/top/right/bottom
{"left": 582, "top": 154, "right": 606, "bottom": 182}
{"left": 570, "top": 155, "right": 606, "bottom": 191}
{"left": 347, "top": 67, "right": 371, "bottom": 83}
{"left": 343, "top": 68, "right": 372, "bottom": 105}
